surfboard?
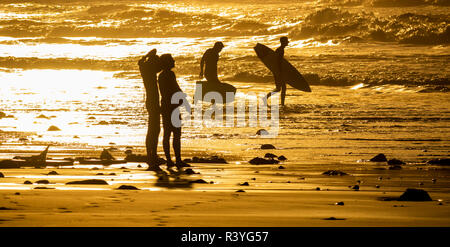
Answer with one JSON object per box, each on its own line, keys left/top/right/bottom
{"left": 194, "top": 81, "right": 237, "bottom": 103}
{"left": 254, "top": 43, "right": 311, "bottom": 92}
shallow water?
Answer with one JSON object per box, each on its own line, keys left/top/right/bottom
{"left": 0, "top": 0, "right": 449, "bottom": 188}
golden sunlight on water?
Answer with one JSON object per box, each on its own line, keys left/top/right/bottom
{"left": 0, "top": 0, "right": 449, "bottom": 229}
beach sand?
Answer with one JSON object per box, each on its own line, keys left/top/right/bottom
{"left": 1, "top": 159, "right": 449, "bottom": 227}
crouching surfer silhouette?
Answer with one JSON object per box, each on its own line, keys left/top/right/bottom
{"left": 138, "top": 49, "right": 164, "bottom": 173}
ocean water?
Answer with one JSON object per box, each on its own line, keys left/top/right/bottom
{"left": 0, "top": 0, "right": 449, "bottom": 166}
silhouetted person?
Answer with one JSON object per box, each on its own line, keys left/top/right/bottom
{"left": 199, "top": 41, "right": 224, "bottom": 84}
{"left": 267, "top": 36, "right": 289, "bottom": 106}
{"left": 138, "top": 49, "right": 163, "bottom": 172}
{"left": 158, "top": 54, "right": 190, "bottom": 171}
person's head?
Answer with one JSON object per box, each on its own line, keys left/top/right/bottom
{"left": 280, "top": 36, "right": 289, "bottom": 46}
{"left": 160, "top": 53, "right": 175, "bottom": 70}
{"left": 146, "top": 49, "right": 162, "bottom": 73}
{"left": 213, "top": 41, "right": 224, "bottom": 52}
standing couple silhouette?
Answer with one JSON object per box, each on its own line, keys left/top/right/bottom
{"left": 138, "top": 49, "right": 190, "bottom": 173}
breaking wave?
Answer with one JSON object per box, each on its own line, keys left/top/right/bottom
{"left": 1, "top": 1, "right": 448, "bottom": 45}
{"left": 289, "top": 8, "right": 450, "bottom": 45}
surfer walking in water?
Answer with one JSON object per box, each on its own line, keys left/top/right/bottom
{"left": 266, "top": 36, "right": 289, "bottom": 106}
{"left": 158, "top": 54, "right": 191, "bottom": 171}
{"left": 138, "top": 49, "right": 164, "bottom": 172}
{"left": 199, "top": 41, "right": 224, "bottom": 84}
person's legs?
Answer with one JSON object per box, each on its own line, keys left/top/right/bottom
{"left": 280, "top": 82, "right": 286, "bottom": 106}
{"left": 162, "top": 111, "right": 174, "bottom": 167}
{"left": 173, "top": 126, "right": 181, "bottom": 163}
{"left": 266, "top": 84, "right": 281, "bottom": 99}
{"left": 146, "top": 117, "right": 160, "bottom": 163}
{"left": 205, "top": 74, "right": 221, "bottom": 84}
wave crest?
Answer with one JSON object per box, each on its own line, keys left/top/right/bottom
{"left": 289, "top": 8, "right": 450, "bottom": 45}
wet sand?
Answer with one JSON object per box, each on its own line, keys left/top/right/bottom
{"left": 1, "top": 157, "right": 449, "bottom": 227}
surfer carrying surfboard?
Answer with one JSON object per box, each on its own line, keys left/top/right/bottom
{"left": 199, "top": 41, "right": 224, "bottom": 84}
{"left": 266, "top": 36, "right": 289, "bottom": 106}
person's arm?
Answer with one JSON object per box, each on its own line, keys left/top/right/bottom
{"left": 139, "top": 49, "right": 156, "bottom": 66}
{"left": 138, "top": 55, "right": 146, "bottom": 66}
{"left": 171, "top": 72, "right": 182, "bottom": 93}
{"left": 199, "top": 52, "right": 206, "bottom": 78}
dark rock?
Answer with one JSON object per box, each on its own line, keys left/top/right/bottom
{"left": 34, "top": 187, "right": 54, "bottom": 189}
{"left": 47, "top": 171, "right": 59, "bottom": 175}
{"left": 352, "top": 185, "right": 360, "bottom": 191}
{"left": 0, "top": 207, "right": 15, "bottom": 210}
{"left": 0, "top": 160, "right": 20, "bottom": 169}
{"left": 0, "top": 172, "right": 4, "bottom": 178}
{"left": 370, "top": 153, "right": 387, "bottom": 162}
{"left": 117, "top": 185, "right": 140, "bottom": 190}
{"left": 96, "top": 173, "right": 104, "bottom": 175}
{"left": 323, "top": 217, "right": 345, "bottom": 220}
{"left": 184, "top": 168, "right": 198, "bottom": 175}
{"left": 109, "top": 173, "right": 116, "bottom": 175}
{"left": 239, "top": 182, "right": 249, "bottom": 186}
{"left": 389, "top": 165, "right": 402, "bottom": 170}
{"left": 66, "top": 179, "right": 108, "bottom": 185}
{"left": 35, "top": 180, "right": 50, "bottom": 184}
{"left": 47, "top": 125, "right": 61, "bottom": 131}
{"left": 100, "top": 149, "right": 115, "bottom": 161}
{"left": 24, "top": 180, "right": 32, "bottom": 184}
{"left": 277, "top": 155, "right": 287, "bottom": 161}
{"left": 398, "top": 188, "right": 432, "bottom": 201}
{"left": 278, "top": 165, "right": 286, "bottom": 169}
{"left": 125, "top": 154, "right": 167, "bottom": 164}
{"left": 375, "top": 185, "right": 380, "bottom": 188}
{"left": 137, "top": 164, "right": 142, "bottom": 168}
{"left": 316, "top": 187, "right": 321, "bottom": 191}
{"left": 236, "top": 189, "right": 245, "bottom": 192}
{"left": 322, "top": 170, "right": 348, "bottom": 176}
{"left": 264, "top": 153, "right": 277, "bottom": 159}
{"left": 261, "top": 144, "right": 276, "bottom": 150}
{"left": 256, "top": 129, "right": 269, "bottom": 135}
{"left": 249, "top": 157, "right": 279, "bottom": 165}
{"left": 388, "top": 159, "right": 405, "bottom": 166}
{"left": 335, "top": 201, "right": 344, "bottom": 206}
{"left": 427, "top": 158, "right": 450, "bottom": 166}
{"left": 189, "top": 179, "right": 208, "bottom": 184}
{"left": 185, "top": 156, "right": 227, "bottom": 164}
{"left": 14, "top": 192, "right": 20, "bottom": 195}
